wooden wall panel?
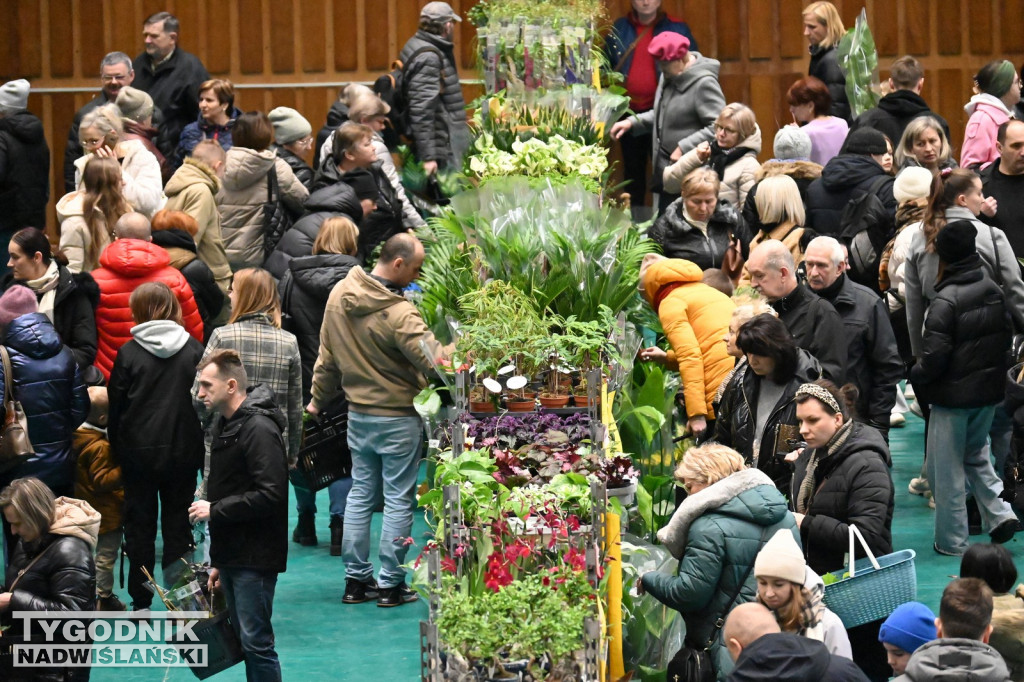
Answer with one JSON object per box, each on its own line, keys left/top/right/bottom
{"left": 1, "top": 0, "right": 1023, "bottom": 232}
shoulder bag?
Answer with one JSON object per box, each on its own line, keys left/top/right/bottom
{"left": 0, "top": 346, "right": 33, "bottom": 473}
{"left": 262, "top": 168, "right": 294, "bottom": 260}
{"left": 666, "top": 525, "right": 769, "bottom": 682}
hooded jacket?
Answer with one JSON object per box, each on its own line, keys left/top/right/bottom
{"left": 263, "top": 178, "right": 362, "bottom": 279}
{"left": 904, "top": 206, "right": 1024, "bottom": 357}
{"left": 0, "top": 109, "right": 49, "bottom": 233}
{"left": 642, "top": 259, "right": 735, "bottom": 418}
{"left": 714, "top": 349, "right": 822, "bottom": 493}
{"left": 630, "top": 53, "right": 726, "bottom": 193}
{"left": 644, "top": 468, "right": 797, "bottom": 680}
{"left": 3, "top": 497, "right": 99, "bottom": 621}
{"left": 962, "top": 94, "right": 1012, "bottom": 170}
{"left": 790, "top": 567, "right": 852, "bottom": 658}
{"left": 648, "top": 197, "right": 749, "bottom": 272}
{"left": 805, "top": 154, "right": 898, "bottom": 235}
{"left": 851, "top": 90, "right": 951, "bottom": 147}
{"left": 910, "top": 256, "right": 1012, "bottom": 408}
{"left": 894, "top": 638, "right": 1011, "bottom": 682}
{"left": 91, "top": 239, "right": 204, "bottom": 380}
{"left": 279, "top": 253, "right": 361, "bottom": 404}
{"left": 207, "top": 383, "right": 288, "bottom": 574}
{"left": 131, "top": 47, "right": 210, "bottom": 159}
{"left": 216, "top": 146, "right": 309, "bottom": 270}
{"left": 808, "top": 44, "right": 850, "bottom": 123}
{"left": 0, "top": 313, "right": 89, "bottom": 493}
{"left": 314, "top": 100, "right": 349, "bottom": 171}
{"left": 399, "top": 30, "right": 471, "bottom": 167}
{"left": 73, "top": 138, "right": 166, "bottom": 219}
{"left": 151, "top": 227, "right": 226, "bottom": 338}
{"left": 163, "top": 157, "right": 233, "bottom": 294}
{"left": 663, "top": 124, "right": 764, "bottom": 207}
{"left": 108, "top": 320, "right": 206, "bottom": 479}
{"left": 73, "top": 425, "right": 124, "bottom": 534}
{"left": 2, "top": 265, "right": 99, "bottom": 371}
{"left": 742, "top": 160, "right": 823, "bottom": 236}
{"left": 726, "top": 632, "right": 870, "bottom": 681}
{"left": 56, "top": 190, "right": 112, "bottom": 274}
{"left": 311, "top": 266, "right": 442, "bottom": 417}
{"left": 790, "top": 421, "right": 894, "bottom": 575}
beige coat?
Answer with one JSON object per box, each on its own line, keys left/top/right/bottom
{"left": 56, "top": 191, "right": 111, "bottom": 273}
{"left": 164, "top": 158, "right": 233, "bottom": 294}
{"left": 216, "top": 147, "right": 309, "bottom": 271}
{"left": 663, "top": 124, "right": 763, "bottom": 207}
{"left": 74, "top": 139, "right": 166, "bottom": 218}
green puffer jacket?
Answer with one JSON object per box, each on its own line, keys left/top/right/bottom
{"left": 643, "top": 468, "right": 798, "bottom": 680}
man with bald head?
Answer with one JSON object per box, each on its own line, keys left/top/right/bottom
{"left": 90, "top": 212, "right": 203, "bottom": 379}
{"left": 745, "top": 240, "right": 846, "bottom": 384}
{"left": 805, "top": 236, "right": 902, "bottom": 439}
{"left": 724, "top": 602, "right": 869, "bottom": 680}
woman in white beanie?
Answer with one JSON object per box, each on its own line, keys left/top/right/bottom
{"left": 754, "top": 528, "right": 852, "bottom": 658}
{"left": 895, "top": 116, "right": 957, "bottom": 174}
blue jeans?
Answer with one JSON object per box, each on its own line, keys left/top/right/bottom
{"left": 293, "top": 476, "right": 353, "bottom": 517}
{"left": 342, "top": 411, "right": 422, "bottom": 588}
{"left": 220, "top": 568, "right": 281, "bottom": 682}
{"left": 927, "top": 405, "right": 1017, "bottom": 555}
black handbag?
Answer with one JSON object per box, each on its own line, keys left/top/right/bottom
{"left": 666, "top": 526, "right": 768, "bottom": 682}
{"left": 262, "top": 168, "right": 293, "bottom": 259}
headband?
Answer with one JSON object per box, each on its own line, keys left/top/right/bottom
{"left": 795, "top": 383, "right": 843, "bottom": 415}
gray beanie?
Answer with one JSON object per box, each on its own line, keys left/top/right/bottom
{"left": 0, "top": 79, "right": 30, "bottom": 114}
{"left": 115, "top": 86, "right": 154, "bottom": 123}
{"left": 893, "top": 166, "right": 934, "bottom": 203}
{"left": 773, "top": 126, "right": 813, "bottom": 160}
{"left": 269, "top": 107, "right": 312, "bottom": 145}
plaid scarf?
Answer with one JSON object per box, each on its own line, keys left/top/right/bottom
{"left": 795, "top": 420, "right": 854, "bottom": 514}
{"left": 799, "top": 582, "right": 827, "bottom": 634}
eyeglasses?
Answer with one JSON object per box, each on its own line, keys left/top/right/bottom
{"left": 100, "top": 74, "right": 130, "bottom": 83}
{"left": 714, "top": 123, "right": 738, "bottom": 135}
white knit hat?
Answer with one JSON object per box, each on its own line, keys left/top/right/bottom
{"left": 893, "top": 166, "right": 934, "bottom": 204}
{"left": 753, "top": 528, "right": 806, "bottom": 584}
{"left": 268, "top": 107, "right": 312, "bottom": 145}
{"left": 773, "top": 126, "right": 813, "bottom": 161}
{"left": 0, "top": 79, "right": 30, "bottom": 113}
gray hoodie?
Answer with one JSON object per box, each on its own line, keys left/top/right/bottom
{"left": 131, "top": 319, "right": 191, "bottom": 358}
{"left": 895, "top": 638, "right": 1011, "bottom": 682}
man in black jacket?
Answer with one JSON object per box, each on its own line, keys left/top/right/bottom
{"left": 851, "top": 56, "right": 950, "bottom": 145}
{"left": 132, "top": 12, "right": 210, "bottom": 159}
{"left": 0, "top": 79, "right": 49, "bottom": 266}
{"left": 746, "top": 240, "right": 846, "bottom": 384}
{"left": 805, "top": 237, "right": 902, "bottom": 439}
{"left": 981, "top": 119, "right": 1024, "bottom": 258}
{"left": 190, "top": 350, "right": 287, "bottom": 681}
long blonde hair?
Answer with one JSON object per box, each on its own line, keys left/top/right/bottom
{"left": 81, "top": 157, "right": 130, "bottom": 267}
{"left": 228, "top": 268, "right": 282, "bottom": 327}
{"left": 803, "top": 2, "right": 845, "bottom": 49}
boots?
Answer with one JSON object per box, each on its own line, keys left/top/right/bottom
{"left": 292, "top": 512, "right": 317, "bottom": 546}
{"left": 330, "top": 515, "right": 344, "bottom": 556}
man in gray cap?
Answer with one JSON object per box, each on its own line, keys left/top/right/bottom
{"left": 398, "top": 1, "right": 471, "bottom": 175}
{"left": 0, "top": 78, "right": 49, "bottom": 268}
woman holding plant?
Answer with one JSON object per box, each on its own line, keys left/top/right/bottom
{"left": 801, "top": 2, "right": 850, "bottom": 122}
{"left": 641, "top": 443, "right": 796, "bottom": 680}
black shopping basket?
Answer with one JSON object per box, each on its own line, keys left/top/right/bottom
{"left": 291, "top": 411, "right": 351, "bottom": 491}
{"left": 168, "top": 610, "right": 244, "bottom": 680}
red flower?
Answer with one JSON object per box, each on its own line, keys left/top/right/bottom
{"left": 563, "top": 547, "right": 586, "bottom": 572}
{"left": 441, "top": 557, "right": 458, "bottom": 573}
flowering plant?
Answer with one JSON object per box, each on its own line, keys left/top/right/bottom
{"left": 467, "top": 132, "right": 608, "bottom": 183}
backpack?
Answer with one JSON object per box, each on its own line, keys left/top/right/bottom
{"left": 837, "top": 174, "right": 895, "bottom": 294}
{"left": 373, "top": 46, "right": 444, "bottom": 149}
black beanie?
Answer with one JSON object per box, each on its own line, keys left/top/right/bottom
{"left": 342, "top": 169, "right": 379, "bottom": 201}
{"left": 935, "top": 220, "right": 977, "bottom": 264}
{"left": 843, "top": 127, "right": 889, "bottom": 156}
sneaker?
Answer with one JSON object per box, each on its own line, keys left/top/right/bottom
{"left": 342, "top": 578, "right": 379, "bottom": 604}
{"left": 904, "top": 384, "right": 916, "bottom": 400}
{"left": 933, "top": 543, "right": 963, "bottom": 557}
{"left": 377, "top": 583, "right": 419, "bottom": 608}
{"left": 96, "top": 594, "right": 127, "bottom": 611}
{"left": 908, "top": 478, "right": 931, "bottom": 497}
{"left": 909, "top": 401, "right": 924, "bottom": 418}
{"left": 928, "top": 496, "right": 936, "bottom": 509}
{"left": 990, "top": 518, "right": 1021, "bottom": 544}
{"left": 890, "top": 412, "right": 906, "bottom": 428}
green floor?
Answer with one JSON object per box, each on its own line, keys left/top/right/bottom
{"left": 82, "top": 412, "right": 1022, "bottom": 680}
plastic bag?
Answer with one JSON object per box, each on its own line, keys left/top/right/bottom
{"left": 837, "top": 8, "right": 881, "bottom": 118}
{"left": 620, "top": 533, "right": 685, "bottom": 676}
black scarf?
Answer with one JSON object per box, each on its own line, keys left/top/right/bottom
{"left": 707, "top": 140, "right": 751, "bottom": 180}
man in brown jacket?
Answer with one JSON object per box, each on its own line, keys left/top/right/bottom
{"left": 308, "top": 233, "right": 445, "bottom": 608}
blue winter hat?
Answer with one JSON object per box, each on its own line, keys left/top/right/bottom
{"left": 879, "top": 602, "right": 936, "bottom": 654}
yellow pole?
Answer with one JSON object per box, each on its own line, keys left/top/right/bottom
{"left": 605, "top": 511, "right": 624, "bottom": 681}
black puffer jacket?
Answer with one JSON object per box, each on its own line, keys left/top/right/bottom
{"left": 208, "top": 383, "right": 289, "bottom": 574}
{"left": 2, "top": 266, "right": 99, "bottom": 371}
{"left": 770, "top": 283, "right": 847, "bottom": 385}
{"left": 714, "top": 349, "right": 822, "bottom": 493}
{"left": 0, "top": 110, "right": 50, "bottom": 233}
{"left": 791, "top": 421, "right": 894, "bottom": 575}
{"left": 274, "top": 144, "right": 314, "bottom": 191}
{"left": 808, "top": 44, "right": 850, "bottom": 123}
{"left": 150, "top": 228, "right": 226, "bottom": 339}
{"left": 279, "top": 253, "right": 360, "bottom": 403}
{"left": 647, "top": 198, "right": 749, "bottom": 270}
{"left": 314, "top": 100, "right": 349, "bottom": 171}
{"left": 851, "top": 89, "right": 951, "bottom": 147}
{"left": 910, "top": 256, "right": 1011, "bottom": 408}
{"left": 727, "top": 631, "right": 871, "bottom": 681}
{"left": 264, "top": 178, "right": 363, "bottom": 279}
{"left": 4, "top": 533, "right": 95, "bottom": 613}
{"left": 805, "top": 154, "right": 897, "bottom": 236}
{"left": 131, "top": 48, "right": 210, "bottom": 159}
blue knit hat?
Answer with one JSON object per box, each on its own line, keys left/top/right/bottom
{"left": 879, "top": 602, "right": 936, "bottom": 654}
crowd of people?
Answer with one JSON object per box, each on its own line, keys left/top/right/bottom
{"left": 0, "top": 0, "right": 1022, "bottom": 680}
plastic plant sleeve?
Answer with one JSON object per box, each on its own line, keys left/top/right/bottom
{"left": 620, "top": 533, "right": 684, "bottom": 675}
{"left": 837, "top": 8, "right": 881, "bottom": 118}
